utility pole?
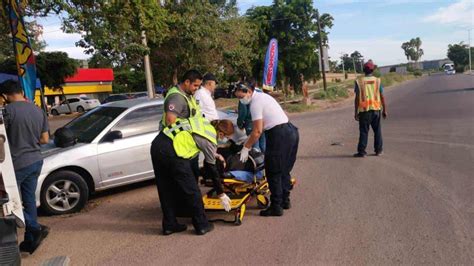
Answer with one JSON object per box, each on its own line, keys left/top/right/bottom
{"left": 341, "top": 57, "right": 345, "bottom": 79}
{"left": 469, "top": 29, "right": 472, "bottom": 74}
{"left": 352, "top": 57, "right": 357, "bottom": 75}
{"left": 316, "top": 9, "right": 327, "bottom": 91}
{"left": 141, "top": 30, "right": 155, "bottom": 99}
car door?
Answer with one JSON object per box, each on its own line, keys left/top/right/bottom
{"left": 96, "top": 105, "right": 162, "bottom": 188}
{"left": 57, "top": 100, "right": 68, "bottom": 114}
{"left": 68, "top": 98, "right": 80, "bottom": 112}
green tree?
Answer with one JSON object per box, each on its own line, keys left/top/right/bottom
{"left": 247, "top": 0, "right": 334, "bottom": 92}
{"left": 350, "top": 51, "right": 364, "bottom": 73}
{"left": 0, "top": 4, "right": 46, "bottom": 61}
{"left": 59, "top": 1, "right": 168, "bottom": 68}
{"left": 447, "top": 42, "right": 470, "bottom": 71}
{"left": 151, "top": 1, "right": 254, "bottom": 86}
{"left": 401, "top": 37, "right": 424, "bottom": 63}
{"left": 36, "top": 51, "right": 78, "bottom": 113}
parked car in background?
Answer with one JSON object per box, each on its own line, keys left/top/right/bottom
{"left": 51, "top": 97, "right": 100, "bottom": 115}
{"left": 102, "top": 94, "right": 131, "bottom": 104}
{"left": 214, "top": 88, "right": 228, "bottom": 99}
{"left": 37, "top": 98, "right": 245, "bottom": 215}
{"left": 444, "top": 63, "right": 456, "bottom": 75}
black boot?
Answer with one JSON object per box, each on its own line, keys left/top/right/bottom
{"left": 282, "top": 198, "right": 291, "bottom": 210}
{"left": 162, "top": 223, "right": 187, "bottom": 236}
{"left": 260, "top": 205, "right": 283, "bottom": 216}
{"left": 20, "top": 224, "right": 49, "bottom": 254}
{"left": 195, "top": 223, "right": 214, "bottom": 236}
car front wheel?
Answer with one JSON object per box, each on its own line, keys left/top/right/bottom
{"left": 40, "top": 170, "right": 89, "bottom": 215}
{"left": 51, "top": 109, "right": 59, "bottom": 116}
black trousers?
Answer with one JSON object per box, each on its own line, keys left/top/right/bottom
{"left": 357, "top": 110, "right": 383, "bottom": 154}
{"left": 150, "top": 132, "right": 209, "bottom": 231}
{"left": 264, "top": 123, "right": 299, "bottom": 208}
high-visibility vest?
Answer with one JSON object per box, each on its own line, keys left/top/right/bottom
{"left": 161, "top": 87, "right": 216, "bottom": 159}
{"left": 161, "top": 86, "right": 201, "bottom": 127}
{"left": 356, "top": 76, "right": 382, "bottom": 113}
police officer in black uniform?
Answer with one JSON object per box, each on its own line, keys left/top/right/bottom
{"left": 150, "top": 70, "right": 214, "bottom": 236}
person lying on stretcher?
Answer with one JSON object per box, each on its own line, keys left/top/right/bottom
{"left": 203, "top": 120, "right": 264, "bottom": 183}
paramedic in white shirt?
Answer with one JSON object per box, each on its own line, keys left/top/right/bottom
{"left": 234, "top": 82, "right": 299, "bottom": 217}
{"left": 195, "top": 73, "right": 219, "bottom": 121}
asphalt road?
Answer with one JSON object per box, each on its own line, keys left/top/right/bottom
{"left": 24, "top": 73, "right": 473, "bottom": 265}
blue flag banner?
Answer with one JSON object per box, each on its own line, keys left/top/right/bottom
{"left": 6, "top": 0, "right": 37, "bottom": 101}
{"left": 262, "top": 38, "right": 278, "bottom": 91}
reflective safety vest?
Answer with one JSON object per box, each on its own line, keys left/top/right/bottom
{"left": 161, "top": 86, "right": 201, "bottom": 127}
{"left": 161, "top": 87, "right": 217, "bottom": 159}
{"left": 356, "top": 76, "right": 382, "bottom": 113}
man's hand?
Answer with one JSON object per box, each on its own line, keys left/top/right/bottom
{"left": 354, "top": 113, "right": 359, "bottom": 121}
{"left": 216, "top": 154, "right": 226, "bottom": 168}
{"left": 382, "top": 111, "right": 388, "bottom": 119}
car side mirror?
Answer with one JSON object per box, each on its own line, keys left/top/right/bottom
{"left": 102, "top": 130, "right": 122, "bottom": 142}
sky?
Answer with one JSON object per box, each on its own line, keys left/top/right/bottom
{"left": 32, "top": 0, "right": 473, "bottom": 66}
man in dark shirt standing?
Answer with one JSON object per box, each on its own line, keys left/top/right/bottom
{"left": 1, "top": 80, "right": 50, "bottom": 254}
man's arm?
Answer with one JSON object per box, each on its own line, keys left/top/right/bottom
{"left": 244, "top": 119, "right": 263, "bottom": 149}
{"left": 165, "top": 112, "right": 178, "bottom": 126}
{"left": 163, "top": 94, "right": 187, "bottom": 126}
{"left": 40, "top": 110, "right": 50, "bottom": 144}
{"left": 380, "top": 83, "right": 387, "bottom": 119}
{"left": 354, "top": 82, "right": 359, "bottom": 121}
{"left": 40, "top": 131, "right": 49, "bottom": 144}
{"left": 381, "top": 93, "right": 387, "bottom": 119}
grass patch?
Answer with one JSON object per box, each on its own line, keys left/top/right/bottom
{"left": 283, "top": 102, "right": 317, "bottom": 113}
{"left": 313, "top": 85, "right": 350, "bottom": 101}
{"left": 380, "top": 73, "right": 415, "bottom": 87}
{"left": 215, "top": 98, "right": 238, "bottom": 109}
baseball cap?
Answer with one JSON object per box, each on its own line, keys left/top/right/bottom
{"left": 364, "top": 60, "right": 375, "bottom": 71}
{"left": 203, "top": 73, "right": 218, "bottom": 84}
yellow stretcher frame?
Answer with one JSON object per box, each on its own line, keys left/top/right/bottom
{"left": 202, "top": 176, "right": 296, "bottom": 225}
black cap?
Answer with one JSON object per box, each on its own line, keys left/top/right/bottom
{"left": 203, "top": 73, "right": 218, "bottom": 84}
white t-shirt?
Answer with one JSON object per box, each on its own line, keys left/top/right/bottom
{"left": 195, "top": 86, "right": 219, "bottom": 121}
{"left": 249, "top": 90, "right": 289, "bottom": 131}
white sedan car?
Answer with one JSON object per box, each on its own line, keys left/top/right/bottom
{"left": 51, "top": 97, "right": 100, "bottom": 115}
{"left": 38, "top": 98, "right": 244, "bottom": 215}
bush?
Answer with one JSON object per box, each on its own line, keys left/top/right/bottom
{"left": 455, "top": 65, "right": 465, "bottom": 73}
{"left": 413, "top": 70, "right": 422, "bottom": 77}
{"left": 313, "top": 85, "right": 349, "bottom": 100}
{"left": 373, "top": 69, "right": 382, "bottom": 77}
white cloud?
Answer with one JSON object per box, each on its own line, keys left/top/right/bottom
{"left": 44, "top": 46, "right": 91, "bottom": 60}
{"left": 423, "top": 0, "right": 474, "bottom": 27}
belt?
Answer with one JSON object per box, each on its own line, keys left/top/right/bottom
{"left": 265, "top": 122, "right": 292, "bottom": 134}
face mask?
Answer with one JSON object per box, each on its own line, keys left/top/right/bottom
{"left": 218, "top": 137, "right": 229, "bottom": 145}
{"left": 239, "top": 95, "right": 251, "bottom": 105}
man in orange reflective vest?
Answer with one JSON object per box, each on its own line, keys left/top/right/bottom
{"left": 354, "top": 60, "right": 387, "bottom": 157}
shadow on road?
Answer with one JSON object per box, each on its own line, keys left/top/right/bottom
{"left": 428, "top": 87, "right": 474, "bottom": 94}
{"left": 298, "top": 154, "right": 355, "bottom": 160}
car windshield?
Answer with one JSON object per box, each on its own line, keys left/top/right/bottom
{"left": 64, "top": 106, "right": 126, "bottom": 143}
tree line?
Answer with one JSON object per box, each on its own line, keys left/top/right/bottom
{"left": 0, "top": 0, "right": 334, "bottom": 94}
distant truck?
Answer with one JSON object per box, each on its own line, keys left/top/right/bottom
{"left": 443, "top": 63, "right": 456, "bottom": 75}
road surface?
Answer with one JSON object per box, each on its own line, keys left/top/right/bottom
{"left": 24, "top": 73, "right": 473, "bottom": 265}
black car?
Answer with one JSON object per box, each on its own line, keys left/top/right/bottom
{"left": 214, "top": 88, "right": 228, "bottom": 99}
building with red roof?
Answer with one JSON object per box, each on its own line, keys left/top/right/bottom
{"left": 35, "top": 68, "right": 114, "bottom": 106}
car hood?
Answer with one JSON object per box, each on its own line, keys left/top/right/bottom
{"left": 41, "top": 141, "right": 88, "bottom": 158}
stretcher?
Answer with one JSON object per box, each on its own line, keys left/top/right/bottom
{"left": 202, "top": 175, "right": 296, "bottom": 225}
